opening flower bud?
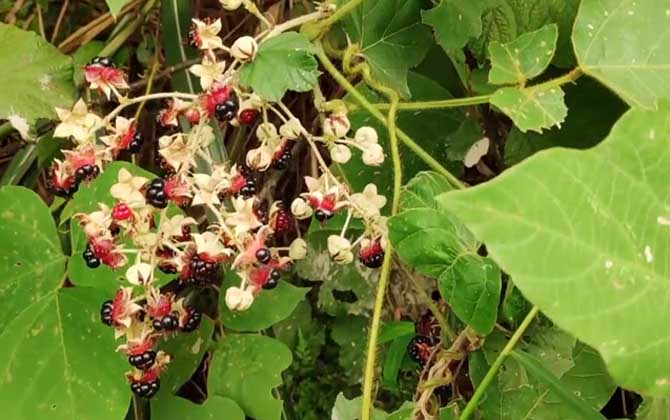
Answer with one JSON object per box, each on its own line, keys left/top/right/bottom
{"left": 323, "top": 112, "right": 351, "bottom": 138}
{"left": 291, "top": 197, "right": 313, "bottom": 219}
{"left": 330, "top": 144, "right": 352, "bottom": 164}
{"left": 231, "top": 36, "right": 258, "bottom": 62}
{"left": 362, "top": 143, "right": 385, "bottom": 166}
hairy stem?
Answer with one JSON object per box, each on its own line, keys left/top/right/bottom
{"left": 314, "top": 44, "right": 465, "bottom": 190}
{"left": 459, "top": 306, "right": 540, "bottom": 420}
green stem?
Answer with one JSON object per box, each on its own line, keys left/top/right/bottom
{"left": 459, "top": 306, "right": 540, "bottom": 420}
{"left": 311, "top": 0, "right": 364, "bottom": 36}
{"left": 99, "top": 0, "right": 158, "bottom": 57}
{"left": 315, "top": 44, "right": 465, "bottom": 190}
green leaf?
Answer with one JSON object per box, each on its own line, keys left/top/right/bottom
{"left": 389, "top": 172, "right": 500, "bottom": 334}
{"left": 490, "top": 85, "right": 567, "bottom": 133}
{"left": 469, "top": 324, "right": 615, "bottom": 420}
{"left": 0, "top": 287, "right": 128, "bottom": 420}
{"left": 105, "top": 0, "right": 129, "bottom": 16}
{"left": 0, "top": 186, "right": 66, "bottom": 334}
{"left": 331, "top": 315, "right": 369, "bottom": 384}
{"left": 445, "top": 119, "right": 484, "bottom": 163}
{"left": 488, "top": 24, "right": 558, "bottom": 85}
{"left": 209, "top": 334, "right": 292, "bottom": 420}
{"left": 71, "top": 41, "right": 104, "bottom": 84}
{"left": 439, "top": 403, "right": 460, "bottom": 420}
{"left": 152, "top": 395, "right": 245, "bottom": 420}
{"left": 382, "top": 334, "right": 413, "bottom": 389}
{"left": 500, "top": 279, "right": 532, "bottom": 329}
{"left": 510, "top": 350, "right": 606, "bottom": 420}
{"left": 331, "top": 393, "right": 387, "bottom": 420}
{"left": 573, "top": 0, "right": 670, "bottom": 108}
{"left": 160, "top": 0, "right": 199, "bottom": 94}
{"left": 504, "top": 77, "right": 627, "bottom": 166}
{"left": 422, "top": 0, "right": 490, "bottom": 50}
{"left": 0, "top": 23, "right": 75, "bottom": 123}
{"left": 240, "top": 32, "right": 319, "bottom": 102}
{"left": 342, "top": 0, "right": 432, "bottom": 97}
{"left": 379, "top": 321, "right": 415, "bottom": 344}
{"left": 220, "top": 270, "right": 309, "bottom": 331}
{"left": 272, "top": 301, "right": 325, "bottom": 353}
{"left": 441, "top": 104, "right": 670, "bottom": 395}
{"left": 637, "top": 397, "right": 670, "bottom": 420}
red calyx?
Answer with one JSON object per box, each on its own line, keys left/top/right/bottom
{"left": 164, "top": 177, "right": 191, "bottom": 207}
{"left": 238, "top": 109, "right": 258, "bottom": 125}
{"left": 203, "top": 85, "right": 232, "bottom": 117}
{"left": 360, "top": 240, "right": 383, "bottom": 260}
{"left": 118, "top": 123, "right": 137, "bottom": 150}
{"left": 127, "top": 339, "right": 155, "bottom": 356}
{"left": 112, "top": 202, "right": 132, "bottom": 221}
{"left": 230, "top": 174, "right": 247, "bottom": 194}
{"left": 250, "top": 266, "right": 272, "bottom": 287}
{"left": 185, "top": 108, "right": 201, "bottom": 125}
{"left": 148, "top": 294, "right": 173, "bottom": 318}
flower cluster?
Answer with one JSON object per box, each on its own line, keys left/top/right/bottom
{"left": 48, "top": 3, "right": 390, "bottom": 400}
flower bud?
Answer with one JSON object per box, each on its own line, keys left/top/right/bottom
{"left": 280, "top": 118, "right": 303, "bottom": 140}
{"left": 256, "top": 122, "right": 278, "bottom": 142}
{"left": 323, "top": 112, "right": 350, "bottom": 138}
{"left": 289, "top": 238, "right": 308, "bottom": 260}
{"left": 330, "top": 144, "right": 352, "bottom": 164}
{"left": 225, "top": 286, "right": 255, "bottom": 311}
{"left": 220, "top": 0, "right": 243, "bottom": 10}
{"left": 327, "top": 235, "right": 354, "bottom": 264}
{"left": 291, "top": 197, "right": 313, "bottom": 219}
{"left": 246, "top": 146, "right": 273, "bottom": 171}
{"left": 362, "top": 143, "right": 385, "bottom": 166}
{"left": 231, "top": 36, "right": 258, "bottom": 62}
{"left": 354, "top": 126, "right": 378, "bottom": 146}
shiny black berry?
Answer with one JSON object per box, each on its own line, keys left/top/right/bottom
{"left": 100, "top": 300, "right": 113, "bottom": 326}
{"left": 83, "top": 244, "right": 101, "bottom": 268}
{"left": 146, "top": 177, "right": 168, "bottom": 209}
{"left": 407, "top": 335, "right": 436, "bottom": 366}
{"left": 272, "top": 148, "right": 292, "bottom": 170}
{"left": 161, "top": 313, "right": 180, "bottom": 331}
{"left": 360, "top": 250, "right": 384, "bottom": 269}
{"left": 239, "top": 180, "right": 256, "bottom": 197}
{"left": 50, "top": 180, "right": 78, "bottom": 198}
{"left": 263, "top": 269, "right": 281, "bottom": 290}
{"left": 128, "top": 350, "right": 156, "bottom": 370}
{"left": 189, "top": 255, "right": 220, "bottom": 284}
{"left": 215, "top": 97, "right": 239, "bottom": 122}
{"left": 128, "top": 132, "right": 143, "bottom": 153}
{"left": 91, "top": 56, "right": 113, "bottom": 67}
{"left": 182, "top": 309, "right": 201, "bottom": 332}
{"left": 314, "top": 209, "right": 333, "bottom": 222}
{"left": 256, "top": 248, "right": 271, "bottom": 264}
{"left": 130, "top": 378, "right": 160, "bottom": 399}
{"left": 74, "top": 164, "right": 100, "bottom": 182}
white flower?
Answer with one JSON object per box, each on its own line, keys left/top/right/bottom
{"left": 159, "top": 214, "right": 196, "bottom": 238}
{"left": 327, "top": 235, "right": 354, "bottom": 264}
{"left": 246, "top": 145, "right": 274, "bottom": 171}
{"left": 354, "top": 126, "right": 378, "bottom": 146}
{"left": 231, "top": 36, "right": 258, "bottom": 62}
{"left": 54, "top": 99, "right": 102, "bottom": 144}
{"left": 464, "top": 137, "right": 490, "bottom": 168}
{"left": 126, "top": 262, "right": 154, "bottom": 286}
{"left": 256, "top": 122, "right": 279, "bottom": 142}
{"left": 289, "top": 238, "right": 307, "bottom": 260}
{"left": 192, "top": 18, "right": 225, "bottom": 50}
{"left": 330, "top": 144, "right": 352, "bottom": 164}
{"left": 362, "top": 143, "right": 385, "bottom": 166}
{"left": 7, "top": 115, "right": 31, "bottom": 141}
{"left": 291, "top": 197, "right": 313, "bottom": 219}
{"left": 323, "top": 112, "right": 350, "bottom": 138}
{"left": 280, "top": 118, "right": 303, "bottom": 140}
{"left": 159, "top": 134, "right": 195, "bottom": 171}
{"left": 226, "top": 197, "right": 262, "bottom": 234}
{"left": 110, "top": 168, "right": 148, "bottom": 205}
{"left": 350, "top": 184, "right": 387, "bottom": 219}
{"left": 189, "top": 57, "right": 226, "bottom": 91}
{"left": 225, "top": 286, "right": 255, "bottom": 311}
{"left": 220, "top": 0, "right": 243, "bottom": 10}
{"left": 193, "top": 231, "right": 232, "bottom": 260}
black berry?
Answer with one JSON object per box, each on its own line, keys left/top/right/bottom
{"left": 74, "top": 164, "right": 100, "bottom": 183}
{"left": 407, "top": 335, "right": 437, "bottom": 367}
{"left": 360, "top": 250, "right": 384, "bottom": 269}
{"left": 83, "top": 244, "right": 101, "bottom": 268}
{"left": 272, "top": 148, "right": 292, "bottom": 170}
{"left": 130, "top": 378, "right": 160, "bottom": 399}
{"left": 128, "top": 131, "right": 143, "bottom": 153}
{"left": 160, "top": 313, "right": 179, "bottom": 331}
{"left": 239, "top": 179, "right": 256, "bottom": 197}
{"left": 100, "top": 300, "right": 113, "bottom": 326}
{"left": 128, "top": 350, "right": 156, "bottom": 370}
{"left": 263, "top": 269, "right": 281, "bottom": 290}
{"left": 189, "top": 255, "right": 220, "bottom": 284}
{"left": 158, "top": 263, "right": 177, "bottom": 274}
{"left": 146, "top": 178, "right": 168, "bottom": 209}
{"left": 215, "top": 97, "right": 239, "bottom": 122}
{"left": 256, "top": 248, "right": 271, "bottom": 264}
{"left": 91, "top": 56, "right": 113, "bottom": 67}
{"left": 182, "top": 309, "right": 201, "bottom": 332}
{"left": 314, "top": 209, "right": 333, "bottom": 222}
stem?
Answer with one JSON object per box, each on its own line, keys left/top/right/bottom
{"left": 263, "top": 11, "right": 323, "bottom": 40}
{"left": 459, "top": 306, "right": 540, "bottom": 420}
{"left": 360, "top": 71, "right": 402, "bottom": 420}
{"left": 314, "top": 44, "right": 466, "bottom": 190}
{"left": 104, "top": 92, "right": 199, "bottom": 124}
{"left": 313, "top": 0, "right": 364, "bottom": 36}
{"left": 132, "top": 394, "right": 143, "bottom": 420}
{"left": 98, "top": 0, "right": 158, "bottom": 58}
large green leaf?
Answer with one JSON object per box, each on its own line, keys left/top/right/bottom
{"left": 152, "top": 395, "right": 245, "bottom": 420}
{"left": 469, "top": 324, "right": 615, "bottom": 420}
{"left": 0, "top": 187, "right": 67, "bottom": 334}
{"left": 0, "top": 287, "right": 129, "bottom": 420}
{"left": 331, "top": 315, "right": 369, "bottom": 384}
{"left": 220, "top": 270, "right": 309, "bottom": 331}
{"left": 240, "top": 32, "right": 319, "bottom": 102}
{"left": 341, "top": 0, "right": 432, "bottom": 97}
{"left": 573, "top": 0, "right": 670, "bottom": 108}
{"left": 422, "top": 0, "right": 490, "bottom": 51}
{"left": 0, "top": 23, "right": 75, "bottom": 123}
{"left": 209, "top": 334, "right": 292, "bottom": 420}
{"left": 488, "top": 24, "right": 558, "bottom": 85}
{"left": 160, "top": 0, "right": 199, "bottom": 94}
{"left": 490, "top": 85, "right": 567, "bottom": 133}
{"left": 389, "top": 172, "right": 500, "bottom": 334}
{"left": 637, "top": 397, "right": 670, "bottom": 419}
{"left": 441, "top": 104, "right": 670, "bottom": 395}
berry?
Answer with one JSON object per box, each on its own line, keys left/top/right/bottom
{"left": 239, "top": 179, "right": 256, "bottom": 197}
{"left": 127, "top": 131, "right": 143, "bottom": 153}
{"left": 130, "top": 378, "right": 160, "bottom": 399}
{"left": 145, "top": 178, "right": 168, "bottom": 209}
{"left": 272, "top": 147, "right": 292, "bottom": 170}
{"left": 359, "top": 240, "right": 384, "bottom": 269}
{"left": 272, "top": 208, "right": 292, "bottom": 233}
{"left": 314, "top": 209, "right": 333, "bottom": 222}
{"left": 263, "top": 269, "right": 281, "bottom": 290}
{"left": 158, "top": 263, "right": 177, "bottom": 274}
{"left": 74, "top": 164, "right": 100, "bottom": 183}
{"left": 112, "top": 202, "right": 132, "bottom": 221}
{"left": 128, "top": 350, "right": 156, "bottom": 370}
{"left": 91, "top": 56, "right": 113, "bottom": 67}
{"left": 83, "top": 244, "right": 101, "bottom": 268}
{"left": 153, "top": 313, "right": 179, "bottom": 332}
{"left": 215, "top": 97, "right": 239, "bottom": 122}
{"left": 49, "top": 178, "right": 78, "bottom": 197}
{"left": 189, "top": 254, "right": 220, "bottom": 284}
{"left": 100, "top": 300, "right": 113, "bottom": 326}
{"left": 255, "top": 248, "right": 271, "bottom": 264}
{"left": 182, "top": 309, "right": 202, "bottom": 332}
{"left": 238, "top": 108, "right": 258, "bottom": 125}
{"left": 407, "top": 335, "right": 437, "bottom": 367}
